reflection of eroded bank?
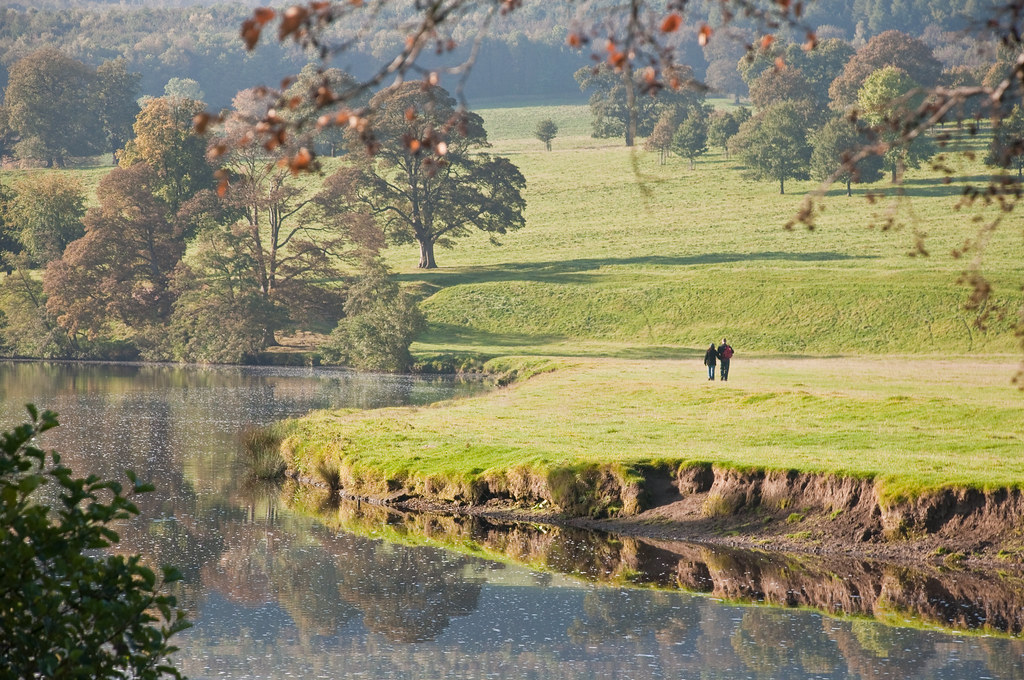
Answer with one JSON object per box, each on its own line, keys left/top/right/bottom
{"left": 290, "top": 488, "right": 1024, "bottom": 637}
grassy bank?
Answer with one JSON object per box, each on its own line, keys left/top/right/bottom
{"left": 279, "top": 356, "right": 1024, "bottom": 509}
{"left": 279, "top": 104, "right": 1024, "bottom": 524}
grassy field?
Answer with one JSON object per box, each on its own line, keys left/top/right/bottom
{"left": 6, "top": 102, "right": 1023, "bottom": 502}
{"left": 282, "top": 102, "right": 1024, "bottom": 504}
{"left": 281, "top": 356, "right": 1024, "bottom": 503}
{"left": 381, "top": 108, "right": 1023, "bottom": 359}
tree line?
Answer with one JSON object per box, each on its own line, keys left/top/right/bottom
{"left": 583, "top": 29, "right": 1021, "bottom": 195}
{"left": 0, "top": 53, "right": 525, "bottom": 368}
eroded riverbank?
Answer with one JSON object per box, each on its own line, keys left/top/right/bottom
{"left": 285, "top": 487, "right": 1024, "bottom": 637}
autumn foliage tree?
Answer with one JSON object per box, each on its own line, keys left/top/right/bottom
{"left": 347, "top": 82, "right": 526, "bottom": 269}
{"left": 44, "top": 163, "right": 185, "bottom": 346}
{"left": 119, "top": 96, "right": 214, "bottom": 214}
{"left": 828, "top": 30, "right": 942, "bottom": 110}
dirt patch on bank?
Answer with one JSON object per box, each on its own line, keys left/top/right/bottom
{"left": 310, "top": 462, "right": 1024, "bottom": 569}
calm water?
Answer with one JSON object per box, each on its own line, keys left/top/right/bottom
{"left": 4, "top": 361, "right": 1023, "bottom": 679}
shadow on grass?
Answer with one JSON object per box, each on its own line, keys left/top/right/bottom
{"left": 418, "top": 324, "right": 702, "bottom": 360}
{"left": 839, "top": 175, "right": 996, "bottom": 199}
{"left": 398, "top": 251, "right": 874, "bottom": 289}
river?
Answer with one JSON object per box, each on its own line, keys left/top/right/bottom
{"left": 4, "top": 362, "right": 1022, "bottom": 679}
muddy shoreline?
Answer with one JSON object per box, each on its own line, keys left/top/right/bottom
{"left": 290, "top": 462, "right": 1024, "bottom": 571}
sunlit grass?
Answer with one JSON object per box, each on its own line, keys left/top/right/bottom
{"left": 282, "top": 356, "right": 1024, "bottom": 502}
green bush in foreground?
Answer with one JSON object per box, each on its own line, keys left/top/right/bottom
{"left": 0, "top": 406, "right": 189, "bottom": 679}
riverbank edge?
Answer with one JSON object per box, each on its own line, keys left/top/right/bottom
{"left": 281, "top": 461, "right": 1024, "bottom": 570}
{"left": 270, "top": 356, "right": 1024, "bottom": 568}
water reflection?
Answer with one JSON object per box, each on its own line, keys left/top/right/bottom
{"left": 3, "top": 361, "right": 1024, "bottom": 679}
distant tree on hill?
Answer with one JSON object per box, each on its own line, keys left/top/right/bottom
{"left": 671, "top": 106, "right": 709, "bottom": 169}
{"left": 810, "top": 116, "right": 884, "bottom": 195}
{"left": 5, "top": 174, "right": 86, "bottom": 265}
{"left": 644, "top": 109, "right": 678, "bottom": 164}
{"left": 3, "top": 47, "right": 104, "bottom": 166}
{"left": 95, "top": 57, "right": 141, "bottom": 161}
{"left": 857, "top": 66, "right": 937, "bottom": 182}
{"left": 829, "top": 30, "right": 942, "bottom": 110}
{"left": 708, "top": 110, "right": 742, "bottom": 159}
{"left": 163, "top": 77, "right": 204, "bottom": 102}
{"left": 535, "top": 118, "right": 558, "bottom": 151}
{"left": 730, "top": 100, "right": 812, "bottom": 194}
{"left": 347, "top": 82, "right": 526, "bottom": 269}
{"left": 986, "top": 105, "right": 1024, "bottom": 176}
{"left": 282, "top": 64, "right": 368, "bottom": 157}
{"left": 575, "top": 63, "right": 703, "bottom": 147}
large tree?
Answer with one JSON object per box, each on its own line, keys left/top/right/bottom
{"left": 3, "top": 47, "right": 104, "bottom": 166}
{"left": 708, "top": 109, "right": 743, "bottom": 159}
{"left": 730, "top": 100, "right": 812, "bottom": 194}
{"left": 857, "top": 66, "right": 937, "bottom": 182}
{"left": 5, "top": 174, "right": 86, "bottom": 265}
{"left": 986, "top": 104, "right": 1024, "bottom": 177}
{"left": 810, "top": 116, "right": 884, "bottom": 196}
{"left": 575, "top": 63, "right": 703, "bottom": 147}
{"left": 644, "top": 108, "right": 678, "bottom": 164}
{"left": 671, "top": 106, "right": 709, "bottom": 169}
{"left": 95, "top": 58, "right": 142, "bottom": 162}
{"left": 828, "top": 30, "right": 942, "bottom": 110}
{"left": 119, "top": 96, "right": 214, "bottom": 214}
{"left": 204, "top": 88, "right": 372, "bottom": 345}
{"left": 44, "top": 163, "right": 185, "bottom": 344}
{"left": 349, "top": 82, "right": 526, "bottom": 269}
{"left": 749, "top": 67, "right": 815, "bottom": 111}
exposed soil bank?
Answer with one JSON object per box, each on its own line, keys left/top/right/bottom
{"left": 289, "top": 492, "right": 1024, "bottom": 636}
{"left": 285, "top": 461, "right": 1024, "bottom": 568}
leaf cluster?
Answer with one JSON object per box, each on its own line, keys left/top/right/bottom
{"left": 0, "top": 406, "right": 189, "bottom": 679}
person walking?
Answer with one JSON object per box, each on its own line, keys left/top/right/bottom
{"left": 703, "top": 343, "right": 717, "bottom": 380}
{"left": 718, "top": 338, "right": 734, "bottom": 381}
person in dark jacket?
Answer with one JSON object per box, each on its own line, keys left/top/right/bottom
{"left": 703, "top": 343, "right": 717, "bottom": 380}
{"left": 718, "top": 338, "right": 734, "bottom": 381}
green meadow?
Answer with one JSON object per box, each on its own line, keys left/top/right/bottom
{"left": 7, "top": 103, "right": 1024, "bottom": 500}
{"left": 283, "top": 102, "right": 1024, "bottom": 503}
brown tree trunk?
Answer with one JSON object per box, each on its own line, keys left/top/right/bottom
{"left": 779, "top": 177, "right": 785, "bottom": 194}
{"left": 624, "top": 61, "right": 636, "bottom": 147}
{"left": 846, "top": 178, "right": 852, "bottom": 197}
{"left": 418, "top": 239, "right": 437, "bottom": 269}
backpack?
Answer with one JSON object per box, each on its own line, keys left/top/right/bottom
{"left": 721, "top": 345, "right": 734, "bottom": 360}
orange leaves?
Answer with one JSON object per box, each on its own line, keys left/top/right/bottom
{"left": 279, "top": 5, "right": 308, "bottom": 42}
{"left": 286, "top": 147, "right": 315, "bottom": 174}
{"left": 661, "top": 13, "right": 682, "bottom": 33}
{"left": 240, "top": 7, "right": 275, "bottom": 50}
{"left": 759, "top": 34, "right": 775, "bottom": 50}
{"left": 567, "top": 33, "right": 583, "bottom": 49}
{"left": 697, "top": 24, "right": 712, "bottom": 47}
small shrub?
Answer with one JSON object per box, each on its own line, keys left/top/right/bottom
{"left": 702, "top": 492, "right": 741, "bottom": 517}
{"left": 786, "top": 512, "right": 805, "bottom": 524}
{"left": 241, "top": 427, "right": 285, "bottom": 481}
{"left": 322, "top": 258, "right": 424, "bottom": 372}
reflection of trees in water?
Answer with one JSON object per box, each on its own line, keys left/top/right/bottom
{"left": 316, "top": 530, "right": 484, "bottom": 642}
{"left": 568, "top": 589, "right": 697, "bottom": 647}
{"left": 731, "top": 608, "right": 842, "bottom": 676}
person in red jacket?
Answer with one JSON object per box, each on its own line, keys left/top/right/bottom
{"left": 717, "top": 338, "right": 734, "bottom": 381}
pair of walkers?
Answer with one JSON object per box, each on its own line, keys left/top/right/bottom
{"left": 703, "top": 339, "right": 733, "bottom": 381}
